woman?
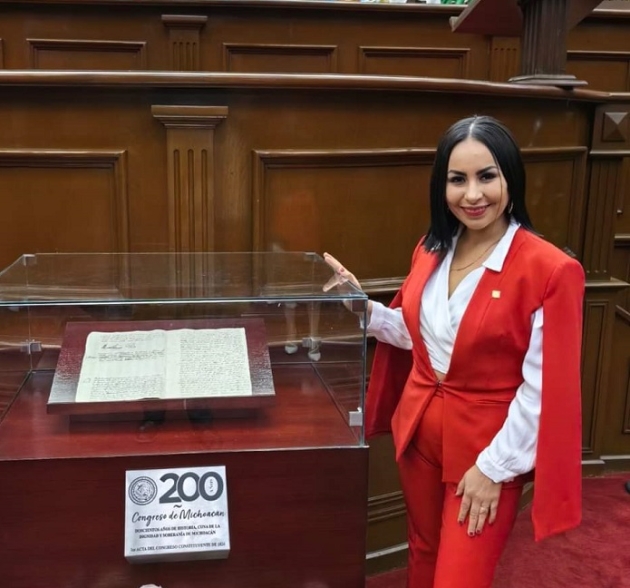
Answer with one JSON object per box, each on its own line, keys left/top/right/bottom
{"left": 324, "top": 116, "right": 585, "bottom": 588}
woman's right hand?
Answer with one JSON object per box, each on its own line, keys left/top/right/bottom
{"left": 323, "top": 253, "right": 363, "bottom": 290}
{"left": 322, "top": 253, "right": 372, "bottom": 319}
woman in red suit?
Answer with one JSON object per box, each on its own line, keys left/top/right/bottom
{"left": 324, "top": 116, "right": 585, "bottom": 588}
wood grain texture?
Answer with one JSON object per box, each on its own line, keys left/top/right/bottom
{"left": 0, "top": 368, "right": 361, "bottom": 458}
{"left": 358, "top": 46, "right": 471, "bottom": 78}
{"left": 0, "top": 150, "right": 130, "bottom": 267}
{"left": 152, "top": 105, "right": 228, "bottom": 263}
{"left": 223, "top": 43, "right": 338, "bottom": 74}
{"left": 0, "top": 71, "right": 608, "bottom": 100}
{"left": 0, "top": 397, "right": 368, "bottom": 587}
{"left": 28, "top": 38, "right": 148, "bottom": 70}
{"left": 162, "top": 14, "right": 207, "bottom": 71}
{"left": 0, "top": 0, "right": 628, "bottom": 89}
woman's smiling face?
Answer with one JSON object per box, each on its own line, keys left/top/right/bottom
{"left": 445, "top": 137, "right": 509, "bottom": 233}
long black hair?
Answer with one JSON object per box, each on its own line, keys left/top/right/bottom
{"left": 423, "top": 115, "right": 534, "bottom": 252}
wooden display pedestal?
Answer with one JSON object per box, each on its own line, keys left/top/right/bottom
{"left": 0, "top": 365, "right": 368, "bottom": 588}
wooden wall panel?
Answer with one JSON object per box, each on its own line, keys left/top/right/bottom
{"left": 521, "top": 147, "right": 587, "bottom": 256}
{"left": 584, "top": 158, "right": 621, "bottom": 280}
{"left": 223, "top": 44, "right": 338, "bottom": 74}
{"left": 252, "top": 149, "right": 433, "bottom": 282}
{"left": 582, "top": 297, "right": 608, "bottom": 454}
{"left": 603, "top": 146, "right": 630, "bottom": 457}
{"left": 358, "top": 47, "right": 470, "bottom": 78}
{"left": 0, "top": 2, "right": 628, "bottom": 89}
{"left": 366, "top": 435, "right": 407, "bottom": 574}
{"left": 568, "top": 12, "right": 630, "bottom": 91}
{"left": 0, "top": 150, "right": 129, "bottom": 268}
{"left": 0, "top": 88, "right": 177, "bottom": 257}
{"left": 567, "top": 51, "right": 630, "bottom": 92}
{"left": 613, "top": 158, "right": 630, "bottom": 310}
{"left": 622, "top": 315, "right": 630, "bottom": 435}
{"left": 584, "top": 102, "right": 630, "bottom": 466}
{"left": 28, "top": 39, "right": 148, "bottom": 70}
{"left": 602, "top": 306, "right": 630, "bottom": 458}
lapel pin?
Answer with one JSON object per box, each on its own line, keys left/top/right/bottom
{"left": 491, "top": 290, "right": 501, "bottom": 299}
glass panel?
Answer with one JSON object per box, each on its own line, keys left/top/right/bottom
{"left": 0, "top": 253, "right": 368, "bottom": 450}
{"left": 0, "top": 295, "right": 31, "bottom": 417}
{"left": 0, "top": 253, "right": 367, "bottom": 305}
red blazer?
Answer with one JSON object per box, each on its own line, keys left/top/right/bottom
{"left": 365, "top": 228, "right": 585, "bottom": 542}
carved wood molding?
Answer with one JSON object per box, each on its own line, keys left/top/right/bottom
{"left": 568, "top": 49, "right": 630, "bottom": 62}
{"left": 152, "top": 105, "right": 228, "bottom": 256}
{"left": 592, "top": 103, "right": 630, "bottom": 151}
{"left": 0, "top": 149, "right": 130, "bottom": 252}
{"left": 0, "top": 71, "right": 607, "bottom": 101}
{"left": 616, "top": 157, "right": 630, "bottom": 215}
{"left": 488, "top": 37, "right": 520, "bottom": 82}
{"left": 583, "top": 157, "right": 620, "bottom": 280}
{"left": 359, "top": 46, "right": 470, "bottom": 77}
{"left": 27, "top": 39, "right": 147, "bottom": 69}
{"left": 367, "top": 490, "right": 406, "bottom": 524}
{"left": 582, "top": 297, "right": 609, "bottom": 454}
{"left": 585, "top": 104, "right": 630, "bottom": 280}
{"left": 223, "top": 43, "right": 338, "bottom": 73}
{"left": 618, "top": 305, "right": 630, "bottom": 325}
{"left": 623, "top": 342, "right": 630, "bottom": 434}
{"left": 161, "top": 15, "right": 207, "bottom": 71}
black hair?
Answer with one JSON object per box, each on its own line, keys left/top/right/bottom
{"left": 423, "top": 115, "right": 534, "bottom": 252}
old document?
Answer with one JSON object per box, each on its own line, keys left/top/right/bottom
{"left": 165, "top": 328, "right": 252, "bottom": 398}
{"left": 75, "top": 328, "right": 252, "bottom": 402}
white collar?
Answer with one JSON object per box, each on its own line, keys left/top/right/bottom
{"left": 451, "top": 219, "right": 520, "bottom": 273}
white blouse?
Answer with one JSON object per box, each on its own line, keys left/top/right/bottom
{"left": 367, "top": 221, "right": 542, "bottom": 483}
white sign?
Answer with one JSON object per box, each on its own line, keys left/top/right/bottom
{"left": 124, "top": 465, "right": 230, "bottom": 563}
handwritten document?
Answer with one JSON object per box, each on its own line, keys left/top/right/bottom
{"left": 75, "top": 328, "right": 253, "bottom": 402}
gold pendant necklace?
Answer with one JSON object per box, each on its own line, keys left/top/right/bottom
{"left": 450, "top": 237, "right": 502, "bottom": 272}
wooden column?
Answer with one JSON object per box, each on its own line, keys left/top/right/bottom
{"left": 450, "top": 0, "right": 601, "bottom": 88}
{"left": 510, "top": 0, "right": 585, "bottom": 87}
{"left": 152, "top": 105, "right": 228, "bottom": 297}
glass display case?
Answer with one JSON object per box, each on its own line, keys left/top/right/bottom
{"left": 0, "top": 252, "right": 369, "bottom": 588}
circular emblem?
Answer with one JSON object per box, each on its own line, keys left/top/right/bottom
{"left": 128, "top": 476, "right": 158, "bottom": 506}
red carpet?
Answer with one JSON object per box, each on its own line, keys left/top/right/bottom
{"left": 367, "top": 475, "right": 630, "bottom": 588}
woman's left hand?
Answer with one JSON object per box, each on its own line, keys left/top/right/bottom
{"left": 455, "top": 464, "right": 502, "bottom": 536}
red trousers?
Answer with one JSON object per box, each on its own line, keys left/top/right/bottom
{"left": 397, "top": 391, "right": 523, "bottom": 588}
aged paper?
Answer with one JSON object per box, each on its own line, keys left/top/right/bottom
{"left": 165, "top": 328, "right": 252, "bottom": 399}
{"left": 75, "top": 328, "right": 252, "bottom": 402}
